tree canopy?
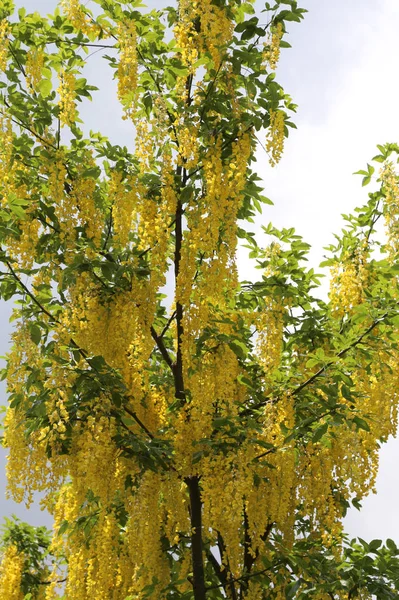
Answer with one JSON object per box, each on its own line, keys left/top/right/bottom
{"left": 0, "top": 0, "right": 399, "bottom": 598}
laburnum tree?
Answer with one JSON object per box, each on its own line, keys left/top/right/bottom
{"left": 1, "top": 0, "right": 399, "bottom": 598}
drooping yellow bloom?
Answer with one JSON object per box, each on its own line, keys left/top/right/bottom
{"left": 198, "top": 0, "right": 234, "bottom": 69}
{"left": 174, "top": 0, "right": 199, "bottom": 69}
{"left": 117, "top": 20, "right": 138, "bottom": 121}
{"left": 174, "top": 0, "right": 234, "bottom": 95}
{"left": 26, "top": 47, "right": 44, "bottom": 92}
{"left": 266, "top": 109, "right": 285, "bottom": 166}
{"left": 0, "top": 114, "right": 14, "bottom": 198}
{"left": 263, "top": 22, "right": 284, "bottom": 70}
{"left": 0, "top": 545, "right": 24, "bottom": 600}
{"left": 109, "top": 170, "right": 138, "bottom": 247}
{"left": 329, "top": 245, "right": 369, "bottom": 318}
{"left": 57, "top": 70, "right": 77, "bottom": 127}
{"left": 61, "top": 0, "right": 100, "bottom": 37}
{"left": 381, "top": 161, "right": 399, "bottom": 257}
{"left": 0, "top": 19, "right": 10, "bottom": 72}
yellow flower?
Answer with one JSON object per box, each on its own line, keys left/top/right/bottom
{"left": 263, "top": 22, "right": 284, "bottom": 71}
{"left": 57, "top": 70, "right": 77, "bottom": 127}
{"left": 0, "top": 545, "right": 24, "bottom": 600}
{"left": 266, "top": 109, "right": 285, "bottom": 166}
{"left": 26, "top": 47, "right": 45, "bottom": 92}
{"left": 0, "top": 19, "right": 10, "bottom": 72}
{"left": 117, "top": 21, "right": 138, "bottom": 121}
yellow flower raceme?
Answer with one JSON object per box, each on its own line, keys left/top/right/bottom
{"left": 199, "top": 0, "right": 234, "bottom": 69}
{"left": 0, "top": 545, "right": 24, "bottom": 600}
{"left": 26, "top": 47, "right": 44, "bottom": 92}
{"left": 381, "top": 161, "right": 399, "bottom": 257}
{"left": 266, "top": 109, "right": 285, "bottom": 166}
{"left": 61, "top": 0, "right": 100, "bottom": 37}
{"left": 58, "top": 70, "right": 77, "bottom": 127}
{"left": 263, "top": 22, "right": 284, "bottom": 70}
{"left": 174, "top": 0, "right": 199, "bottom": 70}
{"left": 0, "top": 19, "right": 10, "bottom": 72}
{"left": 0, "top": 114, "right": 14, "bottom": 198}
{"left": 329, "top": 246, "right": 369, "bottom": 318}
{"left": 174, "top": 0, "right": 233, "bottom": 101}
{"left": 117, "top": 20, "right": 138, "bottom": 121}
{"left": 109, "top": 170, "right": 138, "bottom": 247}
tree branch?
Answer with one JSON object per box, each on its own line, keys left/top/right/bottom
{"left": 160, "top": 310, "right": 177, "bottom": 339}
{"left": 241, "top": 307, "right": 397, "bottom": 416}
{"left": 124, "top": 406, "right": 154, "bottom": 440}
{"left": 150, "top": 325, "right": 174, "bottom": 372}
{"left": 217, "top": 531, "right": 238, "bottom": 600}
{"left": 186, "top": 476, "right": 207, "bottom": 600}
{"left": 205, "top": 547, "right": 228, "bottom": 595}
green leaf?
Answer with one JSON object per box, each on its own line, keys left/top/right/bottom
{"left": 228, "top": 339, "right": 248, "bottom": 360}
{"left": 369, "top": 539, "right": 382, "bottom": 552}
{"left": 312, "top": 422, "right": 328, "bottom": 443}
{"left": 386, "top": 538, "right": 398, "bottom": 553}
{"left": 192, "top": 450, "right": 203, "bottom": 464}
{"left": 58, "top": 520, "right": 69, "bottom": 536}
{"left": 37, "top": 78, "right": 53, "bottom": 98}
{"left": 353, "top": 416, "right": 370, "bottom": 432}
{"left": 29, "top": 324, "right": 41, "bottom": 345}
{"left": 89, "top": 355, "right": 107, "bottom": 371}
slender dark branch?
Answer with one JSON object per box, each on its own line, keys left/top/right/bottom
{"left": 365, "top": 200, "right": 381, "bottom": 244}
{"left": 291, "top": 310, "right": 392, "bottom": 397}
{"left": 1, "top": 104, "right": 57, "bottom": 150}
{"left": 185, "top": 72, "right": 194, "bottom": 107}
{"left": 124, "top": 406, "right": 154, "bottom": 440}
{"left": 4, "top": 258, "right": 58, "bottom": 323}
{"left": 217, "top": 532, "right": 238, "bottom": 600}
{"left": 173, "top": 165, "right": 186, "bottom": 402}
{"left": 57, "top": 117, "right": 61, "bottom": 150}
{"left": 254, "top": 446, "right": 278, "bottom": 462}
{"left": 206, "top": 561, "right": 285, "bottom": 592}
{"left": 241, "top": 307, "right": 397, "bottom": 416}
{"left": 5, "top": 258, "right": 93, "bottom": 368}
{"left": 205, "top": 547, "right": 228, "bottom": 595}
{"left": 8, "top": 43, "right": 26, "bottom": 77}
{"left": 193, "top": 252, "right": 206, "bottom": 283}
{"left": 91, "top": 270, "right": 110, "bottom": 290}
{"left": 99, "top": 250, "right": 117, "bottom": 263}
{"left": 36, "top": 577, "right": 67, "bottom": 586}
{"left": 133, "top": 44, "right": 180, "bottom": 146}
{"left": 117, "top": 412, "right": 173, "bottom": 471}
{"left": 242, "top": 505, "right": 255, "bottom": 597}
{"left": 36, "top": 215, "right": 60, "bottom": 234}
{"left": 102, "top": 207, "right": 113, "bottom": 252}
{"left": 160, "top": 310, "right": 177, "bottom": 339}
{"left": 199, "top": 60, "right": 224, "bottom": 123}
{"left": 137, "top": 245, "right": 153, "bottom": 259}
{"left": 186, "top": 476, "right": 207, "bottom": 600}
{"left": 52, "top": 38, "right": 115, "bottom": 49}
{"left": 151, "top": 325, "right": 174, "bottom": 372}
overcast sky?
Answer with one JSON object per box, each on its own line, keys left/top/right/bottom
{"left": 1, "top": 0, "right": 399, "bottom": 540}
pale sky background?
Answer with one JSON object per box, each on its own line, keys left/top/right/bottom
{"left": 1, "top": 0, "right": 399, "bottom": 542}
